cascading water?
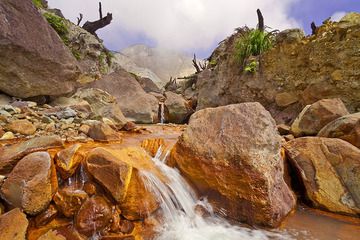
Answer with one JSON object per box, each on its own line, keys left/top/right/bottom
{"left": 159, "top": 102, "right": 165, "bottom": 124}
{"left": 140, "top": 147, "right": 295, "bottom": 240}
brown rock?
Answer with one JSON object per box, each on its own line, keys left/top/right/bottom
{"left": 89, "top": 70, "right": 159, "bottom": 124}
{"left": 122, "top": 121, "right": 136, "bottom": 131}
{"left": 100, "top": 235, "right": 135, "bottom": 240}
{"left": 0, "top": 135, "right": 63, "bottom": 174}
{"left": 170, "top": 103, "right": 296, "bottom": 227}
{"left": 277, "top": 124, "right": 291, "bottom": 135}
{"left": 0, "top": 0, "right": 80, "bottom": 98}
{"left": 141, "top": 138, "right": 165, "bottom": 157}
{"left": 0, "top": 127, "right": 5, "bottom": 138}
{"left": 0, "top": 208, "right": 28, "bottom": 240}
{"left": 318, "top": 112, "right": 360, "bottom": 148}
{"left": 119, "top": 220, "right": 135, "bottom": 234}
{"left": 53, "top": 187, "right": 88, "bottom": 218}
{"left": 78, "top": 124, "right": 90, "bottom": 135}
{"left": 284, "top": 137, "right": 360, "bottom": 215}
{"left": 0, "top": 152, "right": 57, "bottom": 215}
{"left": 37, "top": 230, "right": 67, "bottom": 240}
{"left": 6, "top": 119, "right": 36, "bottom": 135}
{"left": 34, "top": 204, "right": 58, "bottom": 227}
{"left": 75, "top": 196, "right": 112, "bottom": 237}
{"left": 55, "top": 144, "right": 84, "bottom": 179}
{"left": 83, "top": 182, "right": 97, "bottom": 196}
{"left": 87, "top": 122, "right": 121, "bottom": 141}
{"left": 164, "top": 91, "right": 193, "bottom": 124}
{"left": 291, "top": 99, "right": 349, "bottom": 137}
{"left": 275, "top": 92, "right": 299, "bottom": 107}
{"left": 86, "top": 148, "right": 132, "bottom": 202}
{"left": 86, "top": 147, "right": 160, "bottom": 220}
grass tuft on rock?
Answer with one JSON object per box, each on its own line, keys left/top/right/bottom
{"left": 43, "top": 12, "right": 69, "bottom": 42}
{"left": 32, "top": 0, "right": 44, "bottom": 9}
{"left": 235, "top": 29, "right": 275, "bottom": 66}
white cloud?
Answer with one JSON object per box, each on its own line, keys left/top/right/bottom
{"left": 331, "top": 11, "right": 347, "bottom": 22}
{"left": 47, "top": 0, "right": 299, "bottom": 52}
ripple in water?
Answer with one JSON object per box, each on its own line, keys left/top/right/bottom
{"left": 140, "top": 147, "right": 295, "bottom": 240}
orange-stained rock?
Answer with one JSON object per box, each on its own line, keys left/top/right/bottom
{"left": 0, "top": 152, "right": 58, "bottom": 215}
{"left": 55, "top": 144, "right": 84, "bottom": 179}
{"left": 53, "top": 187, "right": 88, "bottom": 218}
{"left": 37, "top": 230, "right": 66, "bottom": 240}
{"left": 284, "top": 137, "right": 360, "bottom": 216}
{"left": 83, "top": 182, "right": 97, "bottom": 196}
{"left": 119, "top": 220, "right": 135, "bottom": 234}
{"left": 291, "top": 98, "right": 349, "bottom": 137}
{"left": 6, "top": 119, "right": 36, "bottom": 135}
{"left": 318, "top": 112, "right": 360, "bottom": 148}
{"left": 34, "top": 204, "right": 58, "bottom": 227}
{"left": 141, "top": 138, "right": 165, "bottom": 157}
{"left": 86, "top": 148, "right": 133, "bottom": 203}
{"left": 87, "top": 122, "right": 121, "bottom": 141}
{"left": 86, "top": 147, "right": 160, "bottom": 220}
{"left": 75, "top": 196, "right": 112, "bottom": 237}
{"left": 170, "top": 103, "right": 296, "bottom": 227}
{"left": 0, "top": 208, "right": 28, "bottom": 240}
{"left": 100, "top": 235, "right": 135, "bottom": 240}
{"left": 0, "top": 135, "right": 63, "bottom": 174}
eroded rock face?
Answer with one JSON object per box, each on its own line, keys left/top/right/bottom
{"left": 164, "top": 91, "right": 193, "bottom": 124}
{"left": 318, "top": 112, "right": 360, "bottom": 148}
{"left": 0, "top": 208, "right": 28, "bottom": 240}
{"left": 196, "top": 17, "right": 360, "bottom": 122}
{"left": 171, "top": 103, "right": 296, "bottom": 227}
{"left": 0, "top": 0, "right": 80, "bottom": 98}
{"left": 0, "top": 136, "right": 63, "bottom": 174}
{"left": 89, "top": 70, "right": 159, "bottom": 124}
{"left": 0, "top": 152, "right": 57, "bottom": 215}
{"left": 75, "top": 196, "right": 112, "bottom": 237}
{"left": 291, "top": 99, "right": 349, "bottom": 137}
{"left": 284, "top": 137, "right": 360, "bottom": 216}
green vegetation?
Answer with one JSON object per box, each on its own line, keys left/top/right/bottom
{"left": 209, "top": 58, "right": 218, "bottom": 67}
{"left": 244, "top": 60, "right": 258, "bottom": 73}
{"left": 71, "top": 49, "right": 81, "bottom": 60}
{"left": 235, "top": 29, "right": 275, "bottom": 66}
{"left": 32, "top": 0, "right": 44, "bottom": 8}
{"left": 43, "top": 12, "right": 69, "bottom": 43}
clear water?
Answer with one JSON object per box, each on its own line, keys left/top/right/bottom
{"left": 140, "top": 147, "right": 295, "bottom": 240}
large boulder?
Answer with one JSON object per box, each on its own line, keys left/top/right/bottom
{"left": 196, "top": 18, "right": 360, "bottom": 122}
{"left": 0, "top": 208, "right": 28, "bottom": 240}
{"left": 284, "top": 137, "right": 360, "bottom": 216}
{"left": 89, "top": 70, "right": 159, "bottom": 123}
{"left": 318, "top": 113, "right": 360, "bottom": 148}
{"left": 0, "top": 152, "right": 58, "bottom": 215}
{"left": 164, "top": 91, "right": 193, "bottom": 124}
{"left": 291, "top": 99, "right": 349, "bottom": 137}
{"left": 0, "top": 135, "right": 63, "bottom": 174}
{"left": 0, "top": 0, "right": 80, "bottom": 98}
{"left": 170, "top": 103, "right": 295, "bottom": 227}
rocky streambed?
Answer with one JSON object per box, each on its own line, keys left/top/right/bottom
{"left": 0, "top": 118, "right": 359, "bottom": 240}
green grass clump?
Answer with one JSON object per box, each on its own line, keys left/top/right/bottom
{"left": 43, "top": 12, "right": 69, "bottom": 42}
{"left": 244, "top": 60, "right": 258, "bottom": 73}
{"left": 235, "top": 29, "right": 275, "bottom": 66}
{"left": 32, "top": 0, "right": 44, "bottom": 8}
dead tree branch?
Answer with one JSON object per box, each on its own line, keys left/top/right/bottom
{"left": 311, "top": 22, "right": 317, "bottom": 35}
{"left": 77, "top": 13, "right": 83, "bottom": 26}
{"left": 82, "top": 2, "right": 112, "bottom": 36}
{"left": 192, "top": 54, "right": 201, "bottom": 74}
{"left": 257, "top": 9, "right": 264, "bottom": 32}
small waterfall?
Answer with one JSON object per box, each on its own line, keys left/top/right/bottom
{"left": 159, "top": 102, "right": 165, "bottom": 124}
{"left": 140, "top": 148, "right": 294, "bottom": 240}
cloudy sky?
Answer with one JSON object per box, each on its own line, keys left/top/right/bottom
{"left": 47, "top": 0, "right": 359, "bottom": 57}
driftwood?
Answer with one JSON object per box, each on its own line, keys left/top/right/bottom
{"left": 82, "top": 2, "right": 112, "bottom": 36}
{"left": 257, "top": 9, "right": 264, "bottom": 32}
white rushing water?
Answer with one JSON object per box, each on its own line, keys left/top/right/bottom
{"left": 140, "top": 147, "right": 295, "bottom": 240}
{"left": 159, "top": 102, "right": 165, "bottom": 124}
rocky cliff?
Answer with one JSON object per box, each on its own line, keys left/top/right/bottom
{"left": 196, "top": 13, "right": 360, "bottom": 124}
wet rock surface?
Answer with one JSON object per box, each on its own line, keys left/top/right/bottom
{"left": 0, "top": 208, "right": 28, "bottom": 240}
{"left": 171, "top": 103, "right": 296, "bottom": 227}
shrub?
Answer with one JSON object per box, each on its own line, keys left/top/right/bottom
{"left": 235, "top": 29, "right": 275, "bottom": 66}
{"left": 244, "top": 60, "right": 258, "bottom": 73}
{"left": 32, "top": 0, "right": 44, "bottom": 8}
{"left": 43, "top": 12, "right": 69, "bottom": 42}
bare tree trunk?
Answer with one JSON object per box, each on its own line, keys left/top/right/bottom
{"left": 77, "top": 13, "right": 83, "bottom": 26}
{"left": 82, "top": 2, "right": 112, "bottom": 36}
{"left": 257, "top": 9, "right": 264, "bottom": 32}
{"left": 311, "top": 22, "right": 317, "bottom": 35}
